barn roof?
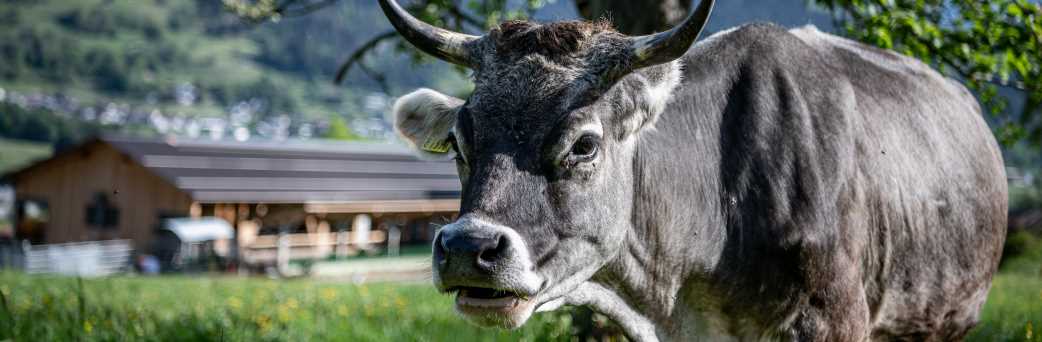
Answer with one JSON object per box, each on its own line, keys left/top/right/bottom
{"left": 7, "top": 136, "right": 460, "bottom": 204}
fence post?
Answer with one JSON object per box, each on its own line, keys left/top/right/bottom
{"left": 353, "top": 214, "right": 372, "bottom": 251}
{"left": 388, "top": 224, "right": 401, "bottom": 257}
{"left": 276, "top": 228, "right": 289, "bottom": 276}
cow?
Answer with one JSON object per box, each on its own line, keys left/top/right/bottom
{"left": 377, "top": 0, "right": 1008, "bottom": 340}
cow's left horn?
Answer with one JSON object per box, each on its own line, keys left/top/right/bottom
{"left": 378, "top": 0, "right": 479, "bottom": 67}
{"left": 628, "top": 0, "right": 715, "bottom": 70}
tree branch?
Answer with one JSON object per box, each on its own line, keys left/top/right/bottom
{"left": 446, "top": 2, "right": 485, "bottom": 29}
{"left": 276, "top": 0, "right": 342, "bottom": 17}
{"left": 923, "top": 39, "right": 1029, "bottom": 92}
{"left": 334, "top": 30, "right": 399, "bottom": 85}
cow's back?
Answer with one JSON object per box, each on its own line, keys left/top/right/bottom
{"left": 790, "top": 26, "right": 1007, "bottom": 339}
{"left": 645, "top": 24, "right": 1006, "bottom": 339}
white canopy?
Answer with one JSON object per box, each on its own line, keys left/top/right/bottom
{"left": 161, "top": 217, "right": 234, "bottom": 243}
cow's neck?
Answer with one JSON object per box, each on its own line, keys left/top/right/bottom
{"left": 591, "top": 65, "right": 731, "bottom": 340}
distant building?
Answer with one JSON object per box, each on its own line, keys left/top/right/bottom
{"left": 2, "top": 136, "right": 459, "bottom": 265}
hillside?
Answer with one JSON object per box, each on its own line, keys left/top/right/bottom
{"left": 0, "top": 0, "right": 468, "bottom": 141}
{"left": 0, "top": 138, "right": 52, "bottom": 174}
{"left": 0, "top": 0, "right": 839, "bottom": 143}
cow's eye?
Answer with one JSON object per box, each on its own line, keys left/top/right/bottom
{"left": 569, "top": 134, "right": 600, "bottom": 161}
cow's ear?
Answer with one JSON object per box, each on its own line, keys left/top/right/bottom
{"left": 393, "top": 88, "right": 464, "bottom": 160}
{"left": 618, "top": 63, "right": 682, "bottom": 137}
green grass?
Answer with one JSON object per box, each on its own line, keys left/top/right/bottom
{"left": 970, "top": 273, "right": 1042, "bottom": 341}
{"left": 969, "top": 232, "right": 1042, "bottom": 341}
{"left": 0, "top": 249, "right": 1038, "bottom": 341}
{"left": 0, "top": 138, "right": 52, "bottom": 174}
{"left": 0, "top": 273, "right": 574, "bottom": 341}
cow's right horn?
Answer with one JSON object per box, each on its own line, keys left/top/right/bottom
{"left": 627, "top": 0, "right": 715, "bottom": 70}
{"left": 378, "top": 0, "right": 479, "bottom": 67}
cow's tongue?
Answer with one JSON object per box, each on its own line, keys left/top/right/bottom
{"left": 457, "top": 287, "right": 520, "bottom": 308}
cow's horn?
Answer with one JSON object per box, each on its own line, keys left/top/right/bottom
{"left": 628, "top": 0, "right": 715, "bottom": 70}
{"left": 378, "top": 0, "right": 479, "bottom": 67}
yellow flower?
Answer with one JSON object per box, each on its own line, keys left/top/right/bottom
{"left": 394, "top": 296, "right": 406, "bottom": 310}
{"left": 255, "top": 314, "right": 272, "bottom": 332}
{"left": 278, "top": 306, "right": 292, "bottom": 322}
{"left": 337, "top": 305, "right": 349, "bottom": 317}
{"left": 358, "top": 285, "right": 369, "bottom": 298}
{"left": 84, "top": 320, "right": 93, "bottom": 334}
{"left": 227, "top": 297, "right": 242, "bottom": 309}
{"left": 321, "top": 287, "right": 337, "bottom": 301}
{"left": 286, "top": 298, "right": 299, "bottom": 310}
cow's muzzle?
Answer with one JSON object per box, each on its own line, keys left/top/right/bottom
{"left": 432, "top": 216, "right": 544, "bottom": 328}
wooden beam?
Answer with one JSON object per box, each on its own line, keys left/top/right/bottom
{"left": 304, "top": 199, "right": 459, "bottom": 214}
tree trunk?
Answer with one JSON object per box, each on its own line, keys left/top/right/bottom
{"left": 574, "top": 0, "right": 689, "bottom": 35}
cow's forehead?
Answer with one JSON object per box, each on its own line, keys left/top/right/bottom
{"left": 471, "top": 55, "right": 585, "bottom": 105}
{"left": 463, "top": 58, "right": 591, "bottom": 141}
{"left": 458, "top": 20, "right": 627, "bottom": 146}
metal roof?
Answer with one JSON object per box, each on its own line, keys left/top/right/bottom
{"left": 102, "top": 136, "right": 461, "bottom": 204}
{"left": 160, "top": 217, "right": 234, "bottom": 242}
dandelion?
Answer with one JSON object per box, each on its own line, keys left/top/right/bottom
{"left": 395, "top": 296, "right": 407, "bottom": 310}
{"left": 278, "top": 306, "right": 292, "bottom": 323}
{"left": 321, "top": 288, "right": 337, "bottom": 301}
{"left": 227, "top": 296, "right": 242, "bottom": 309}
{"left": 287, "top": 298, "right": 299, "bottom": 310}
{"left": 358, "top": 285, "right": 370, "bottom": 298}
{"left": 255, "top": 314, "right": 272, "bottom": 332}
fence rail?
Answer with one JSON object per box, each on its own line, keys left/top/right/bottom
{"left": 24, "top": 239, "right": 133, "bottom": 277}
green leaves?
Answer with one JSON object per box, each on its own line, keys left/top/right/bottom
{"left": 816, "top": 0, "right": 1042, "bottom": 147}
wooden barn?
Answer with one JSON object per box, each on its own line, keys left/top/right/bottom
{"left": 2, "top": 136, "right": 459, "bottom": 265}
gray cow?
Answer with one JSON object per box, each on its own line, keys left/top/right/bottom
{"left": 379, "top": 0, "right": 1008, "bottom": 340}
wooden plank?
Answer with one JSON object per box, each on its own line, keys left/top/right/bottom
{"left": 305, "top": 199, "right": 460, "bottom": 214}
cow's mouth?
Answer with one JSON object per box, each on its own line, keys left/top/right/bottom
{"left": 458, "top": 287, "right": 520, "bottom": 305}
{"left": 451, "top": 286, "right": 538, "bottom": 328}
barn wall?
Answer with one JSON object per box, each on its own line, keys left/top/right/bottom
{"left": 13, "top": 143, "right": 193, "bottom": 250}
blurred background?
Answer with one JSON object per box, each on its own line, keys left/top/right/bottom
{"left": 0, "top": 0, "right": 1039, "bottom": 340}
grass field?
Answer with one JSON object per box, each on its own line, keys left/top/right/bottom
{"left": 0, "top": 273, "right": 575, "bottom": 341}
{"left": 0, "top": 138, "right": 52, "bottom": 174}
{"left": 1, "top": 253, "right": 1039, "bottom": 341}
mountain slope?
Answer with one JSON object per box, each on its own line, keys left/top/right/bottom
{"left": 0, "top": 0, "right": 467, "bottom": 140}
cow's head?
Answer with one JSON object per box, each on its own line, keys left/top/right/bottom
{"left": 380, "top": 0, "right": 714, "bottom": 328}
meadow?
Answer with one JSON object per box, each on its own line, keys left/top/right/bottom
{"left": 0, "top": 138, "right": 51, "bottom": 174}
{"left": 1, "top": 249, "right": 1039, "bottom": 341}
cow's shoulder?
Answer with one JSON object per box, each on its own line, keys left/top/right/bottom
{"left": 676, "top": 24, "right": 861, "bottom": 248}
{"left": 690, "top": 23, "right": 826, "bottom": 66}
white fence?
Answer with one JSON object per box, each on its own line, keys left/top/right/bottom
{"left": 24, "top": 240, "right": 133, "bottom": 277}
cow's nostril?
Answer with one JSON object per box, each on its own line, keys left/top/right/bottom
{"left": 433, "top": 233, "right": 447, "bottom": 266}
{"left": 494, "top": 234, "right": 510, "bottom": 257}
{"left": 478, "top": 234, "right": 509, "bottom": 264}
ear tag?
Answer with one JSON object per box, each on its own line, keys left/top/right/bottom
{"left": 421, "top": 137, "right": 452, "bottom": 153}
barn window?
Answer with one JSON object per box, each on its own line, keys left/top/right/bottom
{"left": 85, "top": 192, "right": 119, "bottom": 230}
{"left": 16, "top": 198, "right": 49, "bottom": 244}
